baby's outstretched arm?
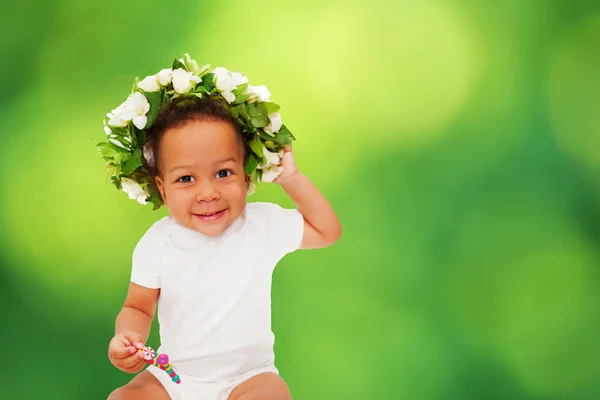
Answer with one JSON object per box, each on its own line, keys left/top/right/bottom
{"left": 274, "top": 145, "right": 342, "bottom": 249}
{"left": 108, "top": 282, "right": 159, "bottom": 373}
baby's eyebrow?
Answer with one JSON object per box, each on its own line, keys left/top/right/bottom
{"left": 170, "top": 165, "right": 194, "bottom": 174}
{"left": 212, "top": 156, "right": 238, "bottom": 166}
{"left": 169, "top": 157, "right": 238, "bottom": 174}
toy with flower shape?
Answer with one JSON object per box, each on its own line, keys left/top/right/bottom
{"left": 139, "top": 346, "right": 181, "bottom": 384}
{"left": 97, "top": 53, "right": 296, "bottom": 210}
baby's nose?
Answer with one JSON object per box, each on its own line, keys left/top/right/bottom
{"left": 195, "top": 181, "right": 219, "bottom": 202}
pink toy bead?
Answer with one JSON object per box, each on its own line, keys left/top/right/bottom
{"left": 157, "top": 354, "right": 169, "bottom": 365}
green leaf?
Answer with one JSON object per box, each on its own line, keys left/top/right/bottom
{"left": 264, "top": 102, "right": 280, "bottom": 114}
{"left": 235, "top": 118, "right": 248, "bottom": 131}
{"left": 108, "top": 135, "right": 132, "bottom": 151}
{"left": 127, "top": 124, "right": 137, "bottom": 147}
{"left": 110, "top": 176, "right": 122, "bottom": 190}
{"left": 132, "top": 76, "right": 141, "bottom": 93}
{"left": 268, "top": 124, "right": 295, "bottom": 145}
{"left": 247, "top": 101, "right": 267, "bottom": 117}
{"left": 256, "top": 168, "right": 263, "bottom": 182}
{"left": 232, "top": 93, "right": 251, "bottom": 105}
{"left": 105, "top": 167, "right": 114, "bottom": 183}
{"left": 251, "top": 114, "right": 268, "bottom": 127}
{"left": 244, "top": 153, "right": 259, "bottom": 175}
{"left": 183, "top": 54, "right": 200, "bottom": 75}
{"left": 232, "top": 83, "right": 249, "bottom": 96}
{"left": 197, "top": 64, "right": 212, "bottom": 78}
{"left": 234, "top": 104, "right": 248, "bottom": 120}
{"left": 194, "top": 85, "right": 208, "bottom": 93}
{"left": 97, "top": 142, "right": 119, "bottom": 159}
{"left": 143, "top": 91, "right": 163, "bottom": 129}
{"left": 172, "top": 59, "right": 185, "bottom": 70}
{"left": 109, "top": 125, "right": 129, "bottom": 137}
{"left": 122, "top": 148, "right": 142, "bottom": 173}
{"left": 202, "top": 73, "right": 214, "bottom": 92}
{"left": 147, "top": 185, "right": 164, "bottom": 211}
{"left": 137, "top": 129, "right": 147, "bottom": 146}
{"left": 248, "top": 135, "right": 264, "bottom": 157}
{"left": 247, "top": 102, "right": 268, "bottom": 127}
{"left": 114, "top": 153, "right": 125, "bottom": 176}
{"left": 249, "top": 170, "right": 259, "bottom": 186}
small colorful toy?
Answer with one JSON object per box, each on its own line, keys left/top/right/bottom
{"left": 139, "top": 346, "right": 181, "bottom": 384}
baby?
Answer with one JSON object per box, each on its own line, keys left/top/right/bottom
{"left": 105, "top": 65, "right": 341, "bottom": 400}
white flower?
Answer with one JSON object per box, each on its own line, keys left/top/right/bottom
{"left": 121, "top": 178, "right": 149, "bottom": 205}
{"left": 108, "top": 92, "right": 150, "bottom": 130}
{"left": 172, "top": 68, "right": 200, "bottom": 94}
{"left": 221, "top": 90, "right": 236, "bottom": 103}
{"left": 260, "top": 146, "right": 283, "bottom": 168}
{"left": 213, "top": 67, "right": 249, "bottom": 103}
{"left": 156, "top": 68, "right": 173, "bottom": 86}
{"left": 243, "top": 84, "right": 271, "bottom": 103}
{"left": 104, "top": 125, "right": 112, "bottom": 135}
{"left": 137, "top": 75, "right": 161, "bottom": 92}
{"left": 246, "top": 182, "right": 256, "bottom": 196}
{"left": 263, "top": 112, "right": 282, "bottom": 135}
{"left": 107, "top": 105, "right": 129, "bottom": 127}
{"left": 125, "top": 92, "right": 151, "bottom": 130}
{"left": 213, "top": 67, "right": 232, "bottom": 90}
{"left": 230, "top": 71, "right": 249, "bottom": 87}
{"left": 260, "top": 165, "right": 284, "bottom": 183}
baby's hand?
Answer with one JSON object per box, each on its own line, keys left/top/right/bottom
{"left": 274, "top": 145, "right": 298, "bottom": 185}
{"left": 108, "top": 331, "right": 147, "bottom": 373}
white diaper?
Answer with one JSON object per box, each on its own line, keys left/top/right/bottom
{"left": 146, "top": 358, "right": 279, "bottom": 400}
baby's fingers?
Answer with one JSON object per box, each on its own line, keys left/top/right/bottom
{"left": 108, "top": 337, "right": 135, "bottom": 360}
{"left": 121, "top": 353, "right": 147, "bottom": 372}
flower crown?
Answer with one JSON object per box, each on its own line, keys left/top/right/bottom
{"left": 97, "top": 53, "right": 295, "bottom": 210}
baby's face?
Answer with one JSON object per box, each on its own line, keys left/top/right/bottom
{"left": 155, "top": 120, "right": 248, "bottom": 236}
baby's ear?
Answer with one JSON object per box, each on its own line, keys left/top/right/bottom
{"left": 155, "top": 176, "right": 168, "bottom": 205}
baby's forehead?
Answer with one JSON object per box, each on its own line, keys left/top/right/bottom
{"left": 160, "top": 131, "right": 243, "bottom": 169}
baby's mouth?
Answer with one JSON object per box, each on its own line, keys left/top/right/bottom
{"left": 194, "top": 209, "right": 227, "bottom": 221}
{"left": 200, "top": 211, "right": 220, "bottom": 216}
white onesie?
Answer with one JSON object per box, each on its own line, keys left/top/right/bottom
{"left": 130, "top": 202, "right": 304, "bottom": 399}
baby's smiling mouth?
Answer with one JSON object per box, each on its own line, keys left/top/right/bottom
{"left": 194, "top": 208, "right": 227, "bottom": 221}
{"left": 199, "top": 211, "right": 220, "bottom": 216}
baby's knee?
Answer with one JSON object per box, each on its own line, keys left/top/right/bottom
{"left": 107, "top": 386, "right": 140, "bottom": 400}
{"left": 107, "top": 371, "right": 169, "bottom": 400}
{"left": 107, "top": 386, "right": 127, "bottom": 400}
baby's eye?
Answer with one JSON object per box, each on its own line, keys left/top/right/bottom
{"left": 178, "top": 175, "right": 195, "bottom": 183}
{"left": 216, "top": 169, "right": 232, "bottom": 179}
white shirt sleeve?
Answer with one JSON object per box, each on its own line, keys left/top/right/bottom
{"left": 130, "top": 218, "right": 166, "bottom": 289}
{"left": 259, "top": 202, "right": 305, "bottom": 257}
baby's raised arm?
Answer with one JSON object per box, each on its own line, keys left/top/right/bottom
{"left": 275, "top": 146, "right": 342, "bottom": 249}
{"left": 108, "top": 283, "right": 160, "bottom": 374}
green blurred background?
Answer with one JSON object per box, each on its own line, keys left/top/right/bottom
{"left": 2, "top": 0, "right": 600, "bottom": 398}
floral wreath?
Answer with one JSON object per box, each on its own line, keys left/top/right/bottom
{"left": 97, "top": 53, "right": 295, "bottom": 210}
